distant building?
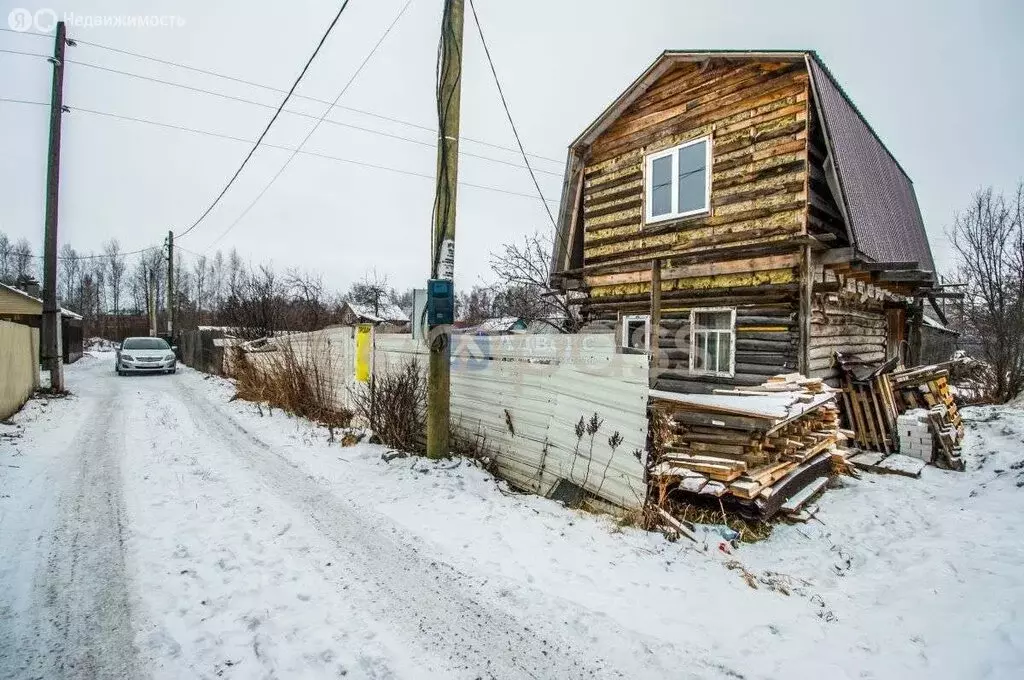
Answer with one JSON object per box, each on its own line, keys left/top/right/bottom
{"left": 0, "top": 281, "right": 84, "bottom": 363}
{"left": 339, "top": 300, "right": 410, "bottom": 333}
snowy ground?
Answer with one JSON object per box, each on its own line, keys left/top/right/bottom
{"left": 1, "top": 353, "right": 1022, "bottom": 679}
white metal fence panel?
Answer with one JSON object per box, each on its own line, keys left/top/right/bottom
{"left": 240, "top": 329, "right": 649, "bottom": 511}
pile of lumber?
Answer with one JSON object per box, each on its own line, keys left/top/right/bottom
{"left": 889, "top": 365, "right": 965, "bottom": 469}
{"left": 649, "top": 374, "right": 844, "bottom": 518}
{"left": 837, "top": 356, "right": 966, "bottom": 469}
{"left": 837, "top": 357, "right": 901, "bottom": 452}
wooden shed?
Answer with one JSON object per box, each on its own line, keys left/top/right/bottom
{"left": 0, "top": 282, "right": 84, "bottom": 364}
{"left": 551, "top": 50, "right": 940, "bottom": 393}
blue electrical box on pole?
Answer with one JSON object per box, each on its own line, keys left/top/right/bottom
{"left": 426, "top": 279, "right": 455, "bottom": 327}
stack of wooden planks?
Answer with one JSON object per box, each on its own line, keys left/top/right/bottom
{"left": 649, "top": 374, "right": 844, "bottom": 518}
{"left": 888, "top": 364, "right": 965, "bottom": 470}
{"left": 837, "top": 357, "right": 966, "bottom": 469}
{"left": 837, "top": 358, "right": 901, "bottom": 452}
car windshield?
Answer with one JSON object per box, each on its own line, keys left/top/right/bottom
{"left": 122, "top": 338, "right": 170, "bottom": 351}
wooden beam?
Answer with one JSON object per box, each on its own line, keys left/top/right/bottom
{"left": 816, "top": 247, "right": 854, "bottom": 266}
{"left": 799, "top": 244, "right": 813, "bottom": 375}
{"left": 861, "top": 261, "right": 920, "bottom": 272}
{"left": 876, "top": 270, "right": 934, "bottom": 282}
{"left": 585, "top": 253, "right": 800, "bottom": 287}
{"left": 650, "top": 258, "right": 662, "bottom": 388}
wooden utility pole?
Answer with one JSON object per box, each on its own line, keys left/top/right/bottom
{"left": 426, "top": 0, "right": 464, "bottom": 460}
{"left": 41, "top": 21, "right": 67, "bottom": 392}
{"left": 148, "top": 266, "right": 157, "bottom": 337}
{"left": 166, "top": 230, "right": 174, "bottom": 340}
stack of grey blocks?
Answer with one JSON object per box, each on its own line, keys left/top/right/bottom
{"left": 896, "top": 409, "right": 933, "bottom": 462}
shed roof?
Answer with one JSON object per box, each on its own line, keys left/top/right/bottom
{"left": 343, "top": 300, "right": 409, "bottom": 323}
{"left": 552, "top": 50, "right": 935, "bottom": 281}
{"left": 0, "top": 282, "right": 83, "bottom": 320}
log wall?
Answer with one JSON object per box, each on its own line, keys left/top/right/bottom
{"left": 809, "top": 267, "right": 891, "bottom": 383}
{"left": 579, "top": 58, "right": 811, "bottom": 393}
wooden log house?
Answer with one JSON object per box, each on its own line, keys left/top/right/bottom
{"left": 551, "top": 50, "right": 941, "bottom": 394}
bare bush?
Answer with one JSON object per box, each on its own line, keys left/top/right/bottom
{"left": 490, "top": 231, "right": 582, "bottom": 332}
{"left": 231, "top": 338, "right": 352, "bottom": 431}
{"left": 352, "top": 359, "right": 426, "bottom": 453}
{"left": 949, "top": 183, "right": 1024, "bottom": 402}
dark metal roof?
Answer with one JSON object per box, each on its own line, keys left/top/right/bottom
{"left": 806, "top": 55, "right": 935, "bottom": 276}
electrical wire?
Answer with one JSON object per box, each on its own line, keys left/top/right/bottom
{"left": 59, "top": 104, "right": 558, "bottom": 202}
{"left": 0, "top": 27, "right": 51, "bottom": 37}
{"left": 25, "top": 245, "right": 162, "bottom": 261}
{"left": 468, "top": 0, "right": 555, "bottom": 230}
{"left": 73, "top": 36, "right": 564, "bottom": 165}
{"left": 63, "top": 59, "right": 560, "bottom": 177}
{"left": 175, "top": 0, "right": 354, "bottom": 239}
{"left": 0, "top": 97, "right": 48, "bottom": 106}
{"left": 0, "top": 47, "right": 49, "bottom": 58}
{"left": 203, "top": 0, "right": 414, "bottom": 252}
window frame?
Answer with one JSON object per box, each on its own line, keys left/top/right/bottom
{"left": 688, "top": 307, "right": 736, "bottom": 377}
{"left": 621, "top": 314, "right": 651, "bottom": 353}
{"left": 644, "top": 135, "right": 713, "bottom": 225}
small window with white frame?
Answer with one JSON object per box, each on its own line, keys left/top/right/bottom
{"left": 621, "top": 314, "right": 651, "bottom": 353}
{"left": 689, "top": 308, "right": 735, "bottom": 376}
{"left": 645, "top": 136, "right": 712, "bottom": 224}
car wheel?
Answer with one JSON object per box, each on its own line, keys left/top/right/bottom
{"left": 117, "top": 369, "right": 124, "bottom": 376}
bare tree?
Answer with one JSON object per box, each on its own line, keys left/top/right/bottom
{"left": 285, "top": 268, "right": 328, "bottom": 331}
{"left": 222, "top": 264, "right": 286, "bottom": 339}
{"left": 490, "top": 231, "right": 581, "bottom": 332}
{"left": 949, "top": 183, "right": 1024, "bottom": 402}
{"left": 104, "top": 239, "right": 126, "bottom": 336}
{"left": 0, "top": 232, "right": 11, "bottom": 284}
{"left": 345, "top": 270, "right": 392, "bottom": 316}
{"left": 192, "top": 254, "right": 208, "bottom": 326}
{"left": 59, "top": 243, "right": 81, "bottom": 310}
{"left": 10, "top": 238, "right": 34, "bottom": 282}
{"left": 457, "top": 285, "right": 496, "bottom": 323}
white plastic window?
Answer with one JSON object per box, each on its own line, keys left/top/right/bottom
{"left": 689, "top": 308, "right": 735, "bottom": 376}
{"left": 645, "top": 136, "right": 711, "bottom": 223}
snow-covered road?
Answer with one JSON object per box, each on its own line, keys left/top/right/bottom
{"left": 0, "top": 354, "right": 692, "bottom": 679}
{"left": 2, "top": 352, "right": 1023, "bottom": 679}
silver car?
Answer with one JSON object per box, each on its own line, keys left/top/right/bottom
{"left": 116, "top": 337, "right": 178, "bottom": 375}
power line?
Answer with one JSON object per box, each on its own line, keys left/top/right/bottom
{"left": 0, "top": 98, "right": 561, "bottom": 204}
{"left": 176, "top": 0, "right": 354, "bottom": 239}
{"left": 468, "top": 0, "right": 556, "bottom": 230}
{"left": 0, "top": 27, "right": 51, "bottom": 37}
{"left": 72, "top": 36, "right": 564, "bottom": 165}
{"left": 25, "top": 245, "right": 161, "bottom": 261}
{"left": 63, "top": 59, "right": 561, "bottom": 176}
{"left": 204, "top": 0, "right": 414, "bottom": 251}
{"left": 0, "top": 97, "right": 49, "bottom": 106}
{"left": 0, "top": 48, "right": 49, "bottom": 58}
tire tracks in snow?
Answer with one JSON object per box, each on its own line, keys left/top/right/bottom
{"left": 174, "top": 378, "right": 640, "bottom": 679}
{"left": 4, "top": 369, "right": 141, "bottom": 679}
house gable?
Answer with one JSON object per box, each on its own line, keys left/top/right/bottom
{"left": 553, "top": 50, "right": 935, "bottom": 290}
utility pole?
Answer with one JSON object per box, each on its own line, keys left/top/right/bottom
{"left": 41, "top": 21, "right": 67, "bottom": 392}
{"left": 166, "top": 230, "right": 174, "bottom": 340}
{"left": 148, "top": 266, "right": 157, "bottom": 337}
{"left": 426, "top": 0, "right": 464, "bottom": 460}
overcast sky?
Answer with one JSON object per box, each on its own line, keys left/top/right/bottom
{"left": 1, "top": 0, "right": 1021, "bottom": 294}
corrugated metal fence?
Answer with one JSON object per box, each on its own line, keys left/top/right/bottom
{"left": 240, "top": 328, "right": 649, "bottom": 511}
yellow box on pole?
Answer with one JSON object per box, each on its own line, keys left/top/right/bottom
{"left": 355, "top": 324, "right": 373, "bottom": 383}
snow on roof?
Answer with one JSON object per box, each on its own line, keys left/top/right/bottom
{"left": 0, "top": 281, "right": 82, "bottom": 319}
{"left": 474, "top": 317, "right": 520, "bottom": 333}
{"left": 344, "top": 301, "right": 409, "bottom": 323}
{"left": 922, "top": 314, "right": 954, "bottom": 333}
